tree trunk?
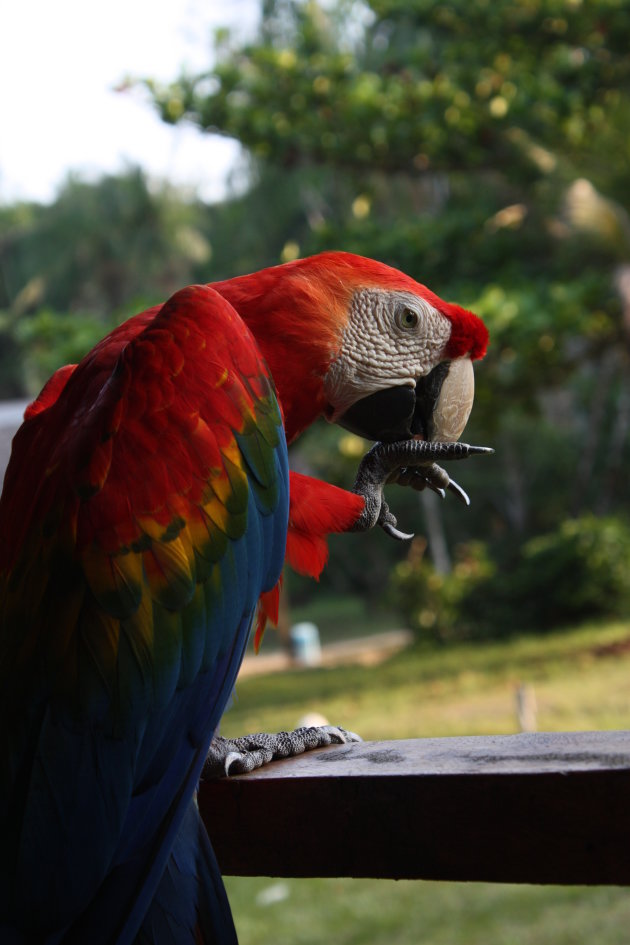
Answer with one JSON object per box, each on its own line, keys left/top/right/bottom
{"left": 420, "top": 490, "right": 451, "bottom": 574}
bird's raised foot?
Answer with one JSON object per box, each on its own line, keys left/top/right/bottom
{"left": 202, "top": 725, "right": 362, "bottom": 779}
{"left": 352, "top": 439, "right": 493, "bottom": 539}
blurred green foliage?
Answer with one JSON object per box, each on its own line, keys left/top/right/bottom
{"left": 0, "top": 169, "right": 209, "bottom": 315}
{"left": 393, "top": 516, "right": 630, "bottom": 640}
{"left": 149, "top": 0, "right": 630, "bottom": 189}
{"left": 12, "top": 310, "right": 111, "bottom": 395}
{"left": 0, "top": 169, "right": 216, "bottom": 395}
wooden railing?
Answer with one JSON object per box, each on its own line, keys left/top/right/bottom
{"left": 199, "top": 730, "right": 630, "bottom": 885}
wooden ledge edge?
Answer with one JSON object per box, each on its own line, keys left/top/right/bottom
{"left": 200, "top": 731, "right": 630, "bottom": 885}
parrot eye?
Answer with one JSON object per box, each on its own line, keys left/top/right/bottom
{"left": 396, "top": 306, "right": 419, "bottom": 331}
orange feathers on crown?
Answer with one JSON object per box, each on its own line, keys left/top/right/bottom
{"left": 292, "top": 252, "right": 489, "bottom": 361}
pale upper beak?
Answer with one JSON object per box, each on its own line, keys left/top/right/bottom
{"left": 336, "top": 357, "right": 475, "bottom": 444}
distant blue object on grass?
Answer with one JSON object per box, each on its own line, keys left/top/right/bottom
{"left": 290, "top": 622, "right": 322, "bottom": 667}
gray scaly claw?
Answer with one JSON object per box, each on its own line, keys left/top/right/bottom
{"left": 202, "top": 725, "right": 362, "bottom": 779}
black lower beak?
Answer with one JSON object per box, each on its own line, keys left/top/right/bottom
{"left": 337, "top": 363, "right": 451, "bottom": 443}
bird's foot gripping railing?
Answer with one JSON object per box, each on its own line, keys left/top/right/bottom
{"left": 200, "top": 731, "right": 630, "bottom": 885}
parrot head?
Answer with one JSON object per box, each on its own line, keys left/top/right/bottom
{"left": 212, "top": 251, "right": 488, "bottom": 444}
{"left": 321, "top": 265, "right": 488, "bottom": 445}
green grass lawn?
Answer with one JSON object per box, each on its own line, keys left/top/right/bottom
{"left": 221, "top": 616, "right": 630, "bottom": 945}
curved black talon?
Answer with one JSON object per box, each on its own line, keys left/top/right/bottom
{"left": 376, "top": 502, "right": 414, "bottom": 541}
{"left": 422, "top": 475, "right": 446, "bottom": 499}
{"left": 381, "top": 520, "right": 415, "bottom": 541}
{"left": 446, "top": 479, "right": 471, "bottom": 506}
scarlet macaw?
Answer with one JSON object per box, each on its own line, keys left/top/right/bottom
{"left": 0, "top": 252, "right": 489, "bottom": 943}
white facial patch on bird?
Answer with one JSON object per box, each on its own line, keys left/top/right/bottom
{"left": 324, "top": 288, "right": 452, "bottom": 419}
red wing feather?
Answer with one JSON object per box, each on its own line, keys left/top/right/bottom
{"left": 286, "top": 471, "right": 364, "bottom": 579}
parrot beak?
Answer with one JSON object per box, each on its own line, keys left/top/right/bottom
{"left": 337, "top": 357, "right": 475, "bottom": 444}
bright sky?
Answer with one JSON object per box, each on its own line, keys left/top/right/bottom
{"left": 0, "top": 0, "right": 257, "bottom": 205}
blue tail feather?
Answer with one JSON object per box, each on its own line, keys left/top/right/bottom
{"left": 134, "top": 800, "right": 237, "bottom": 945}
